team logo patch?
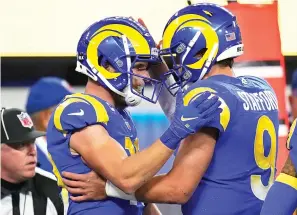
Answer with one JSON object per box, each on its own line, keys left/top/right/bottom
{"left": 225, "top": 32, "right": 236, "bottom": 42}
{"left": 17, "top": 112, "right": 33, "bottom": 128}
{"left": 116, "top": 59, "right": 124, "bottom": 68}
{"left": 176, "top": 43, "right": 186, "bottom": 54}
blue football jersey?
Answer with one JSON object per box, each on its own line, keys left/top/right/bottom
{"left": 181, "top": 75, "right": 279, "bottom": 215}
{"left": 46, "top": 93, "right": 144, "bottom": 215}
{"left": 287, "top": 118, "right": 297, "bottom": 169}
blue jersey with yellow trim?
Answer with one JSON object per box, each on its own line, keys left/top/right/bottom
{"left": 181, "top": 75, "right": 279, "bottom": 215}
{"left": 46, "top": 93, "right": 144, "bottom": 215}
{"left": 287, "top": 118, "right": 297, "bottom": 169}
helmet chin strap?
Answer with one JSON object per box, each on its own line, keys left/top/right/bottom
{"left": 123, "top": 86, "right": 142, "bottom": 106}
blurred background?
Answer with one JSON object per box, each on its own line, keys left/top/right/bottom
{"left": 1, "top": 0, "right": 297, "bottom": 214}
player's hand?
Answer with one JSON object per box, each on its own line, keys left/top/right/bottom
{"left": 138, "top": 18, "right": 162, "bottom": 48}
{"left": 138, "top": 18, "right": 163, "bottom": 47}
{"left": 160, "top": 90, "right": 222, "bottom": 149}
{"left": 137, "top": 18, "right": 147, "bottom": 28}
{"left": 173, "top": 90, "right": 222, "bottom": 135}
{"left": 137, "top": 18, "right": 163, "bottom": 49}
{"left": 62, "top": 171, "right": 107, "bottom": 202}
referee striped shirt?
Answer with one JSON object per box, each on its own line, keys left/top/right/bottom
{"left": 1, "top": 167, "right": 64, "bottom": 215}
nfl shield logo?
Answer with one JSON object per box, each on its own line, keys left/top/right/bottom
{"left": 225, "top": 32, "right": 236, "bottom": 42}
{"left": 17, "top": 112, "right": 34, "bottom": 129}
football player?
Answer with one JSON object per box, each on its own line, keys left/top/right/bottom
{"left": 61, "top": 4, "right": 280, "bottom": 215}
{"left": 135, "top": 4, "right": 279, "bottom": 215}
{"left": 46, "top": 16, "right": 222, "bottom": 215}
{"left": 260, "top": 118, "right": 297, "bottom": 215}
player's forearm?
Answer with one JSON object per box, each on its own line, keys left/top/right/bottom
{"left": 158, "top": 77, "right": 176, "bottom": 121}
{"left": 105, "top": 173, "right": 194, "bottom": 204}
{"left": 136, "top": 131, "right": 216, "bottom": 204}
{"left": 118, "top": 140, "right": 173, "bottom": 193}
{"left": 150, "top": 61, "right": 176, "bottom": 120}
{"left": 106, "top": 132, "right": 216, "bottom": 202}
{"left": 74, "top": 126, "right": 174, "bottom": 194}
{"left": 135, "top": 168, "right": 204, "bottom": 204}
{"left": 135, "top": 174, "right": 188, "bottom": 204}
{"left": 261, "top": 173, "right": 297, "bottom": 215}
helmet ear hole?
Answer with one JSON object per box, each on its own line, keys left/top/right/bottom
{"left": 194, "top": 48, "right": 208, "bottom": 59}
{"left": 98, "top": 56, "right": 110, "bottom": 69}
{"left": 98, "top": 55, "right": 104, "bottom": 66}
{"left": 103, "top": 62, "right": 115, "bottom": 72}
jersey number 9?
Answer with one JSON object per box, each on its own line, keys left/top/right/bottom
{"left": 251, "top": 115, "right": 277, "bottom": 201}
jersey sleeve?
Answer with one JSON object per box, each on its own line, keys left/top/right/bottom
{"left": 183, "top": 80, "right": 233, "bottom": 134}
{"left": 260, "top": 173, "right": 297, "bottom": 215}
{"left": 287, "top": 119, "right": 297, "bottom": 168}
{"left": 53, "top": 93, "right": 109, "bottom": 133}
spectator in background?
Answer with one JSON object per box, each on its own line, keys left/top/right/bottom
{"left": 25, "top": 77, "right": 73, "bottom": 173}
{"left": 1, "top": 107, "right": 64, "bottom": 215}
{"left": 289, "top": 68, "right": 297, "bottom": 122}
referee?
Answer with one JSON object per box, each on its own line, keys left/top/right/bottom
{"left": 1, "top": 107, "right": 64, "bottom": 215}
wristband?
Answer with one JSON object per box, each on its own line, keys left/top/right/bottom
{"left": 105, "top": 180, "right": 137, "bottom": 201}
{"left": 160, "top": 127, "right": 182, "bottom": 150}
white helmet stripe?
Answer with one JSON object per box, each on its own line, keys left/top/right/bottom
{"left": 122, "top": 35, "right": 132, "bottom": 72}
{"left": 182, "top": 31, "right": 201, "bottom": 64}
{"left": 199, "top": 42, "right": 218, "bottom": 80}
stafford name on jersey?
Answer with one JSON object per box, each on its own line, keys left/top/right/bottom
{"left": 237, "top": 90, "right": 278, "bottom": 111}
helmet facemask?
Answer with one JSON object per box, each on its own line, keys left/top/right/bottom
{"left": 120, "top": 35, "right": 164, "bottom": 105}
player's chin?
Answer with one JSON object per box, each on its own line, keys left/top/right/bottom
{"left": 114, "top": 94, "right": 128, "bottom": 109}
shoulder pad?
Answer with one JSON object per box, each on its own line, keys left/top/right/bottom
{"left": 53, "top": 93, "right": 109, "bottom": 132}
{"left": 247, "top": 75, "right": 268, "bottom": 84}
{"left": 245, "top": 76, "right": 274, "bottom": 90}
{"left": 183, "top": 81, "right": 231, "bottom": 133}
{"left": 287, "top": 119, "right": 297, "bottom": 150}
